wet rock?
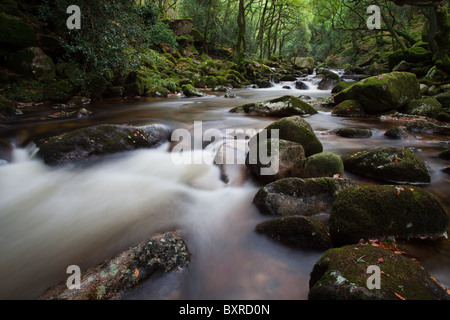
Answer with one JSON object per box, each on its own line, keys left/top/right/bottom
{"left": 230, "top": 95, "right": 318, "bottom": 117}
{"left": 38, "top": 231, "right": 190, "bottom": 300}
{"left": 334, "top": 72, "right": 420, "bottom": 114}
{"left": 341, "top": 146, "right": 430, "bottom": 184}
{"left": 335, "top": 128, "right": 372, "bottom": 138}
{"left": 405, "top": 121, "right": 450, "bottom": 136}
{"left": 36, "top": 124, "right": 171, "bottom": 166}
{"left": 254, "top": 79, "right": 273, "bottom": 88}
{"left": 256, "top": 116, "right": 323, "bottom": 157}
{"left": 402, "top": 97, "right": 442, "bottom": 118}
{"left": 434, "top": 92, "right": 450, "bottom": 108}
{"left": 329, "top": 185, "right": 448, "bottom": 246}
{"left": 436, "top": 112, "right": 450, "bottom": 122}
{"left": 292, "top": 56, "right": 314, "bottom": 74}
{"left": 439, "top": 149, "right": 450, "bottom": 160}
{"left": 317, "top": 72, "right": 341, "bottom": 90}
{"left": 309, "top": 244, "right": 450, "bottom": 300}
{"left": 182, "top": 84, "right": 204, "bottom": 97}
{"left": 331, "top": 81, "right": 353, "bottom": 94}
{"left": 291, "top": 152, "right": 344, "bottom": 179}
{"left": 253, "top": 177, "right": 356, "bottom": 217}
{"left": 256, "top": 216, "right": 332, "bottom": 251}
{"left": 246, "top": 138, "right": 305, "bottom": 183}
{"left": 295, "top": 81, "right": 309, "bottom": 90}
{"left": 331, "top": 100, "right": 366, "bottom": 117}
{"left": 384, "top": 126, "right": 411, "bottom": 139}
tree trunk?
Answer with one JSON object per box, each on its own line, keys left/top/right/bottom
{"left": 236, "top": 0, "right": 246, "bottom": 66}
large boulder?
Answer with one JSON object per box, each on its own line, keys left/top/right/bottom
{"left": 230, "top": 95, "right": 318, "bottom": 117}
{"left": 246, "top": 138, "right": 305, "bottom": 183}
{"left": 341, "top": 146, "right": 430, "bottom": 184}
{"left": 182, "top": 84, "right": 204, "bottom": 97}
{"left": 38, "top": 231, "right": 190, "bottom": 300}
{"left": 292, "top": 57, "right": 314, "bottom": 74}
{"left": 317, "top": 72, "right": 341, "bottom": 90}
{"left": 253, "top": 177, "right": 356, "bottom": 217}
{"left": 309, "top": 244, "right": 450, "bottom": 300}
{"left": 334, "top": 72, "right": 420, "bottom": 114}
{"left": 168, "top": 19, "right": 193, "bottom": 36}
{"left": 256, "top": 116, "right": 323, "bottom": 157}
{"left": 329, "top": 185, "right": 448, "bottom": 246}
{"left": 36, "top": 124, "right": 171, "bottom": 165}
{"left": 255, "top": 216, "right": 332, "bottom": 251}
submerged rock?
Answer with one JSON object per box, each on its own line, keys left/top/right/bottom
{"left": 309, "top": 244, "right": 450, "bottom": 300}
{"left": 341, "top": 146, "right": 430, "bottom": 184}
{"left": 36, "top": 124, "right": 171, "bottom": 165}
{"left": 253, "top": 177, "right": 356, "bottom": 217}
{"left": 335, "top": 128, "right": 372, "bottom": 138}
{"left": 329, "top": 185, "right": 448, "bottom": 246}
{"left": 384, "top": 126, "right": 411, "bottom": 139}
{"left": 38, "top": 231, "right": 190, "bottom": 300}
{"left": 334, "top": 72, "right": 420, "bottom": 114}
{"left": 229, "top": 95, "right": 318, "bottom": 117}
{"left": 256, "top": 216, "right": 332, "bottom": 250}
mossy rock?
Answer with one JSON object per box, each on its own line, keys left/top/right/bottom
{"left": 384, "top": 126, "right": 411, "bottom": 139}
{"left": 331, "top": 100, "right": 366, "bottom": 117}
{"left": 439, "top": 149, "right": 450, "bottom": 160}
{"left": 148, "top": 86, "right": 169, "bottom": 98}
{"left": 0, "top": 13, "right": 36, "bottom": 48}
{"left": 331, "top": 81, "right": 353, "bottom": 94}
{"left": 309, "top": 244, "right": 450, "bottom": 300}
{"left": 230, "top": 95, "right": 318, "bottom": 117}
{"left": 43, "top": 79, "right": 77, "bottom": 102}
{"left": 253, "top": 177, "right": 356, "bottom": 217}
{"left": 433, "top": 91, "right": 450, "bottom": 108}
{"left": 436, "top": 112, "right": 450, "bottom": 122}
{"left": 341, "top": 146, "right": 430, "bottom": 184}
{"left": 255, "top": 116, "right": 323, "bottom": 157}
{"left": 36, "top": 124, "right": 170, "bottom": 166}
{"left": 246, "top": 138, "right": 305, "bottom": 183}
{"left": 292, "top": 56, "right": 314, "bottom": 73}
{"left": 291, "top": 152, "right": 344, "bottom": 179}
{"left": 405, "top": 121, "right": 450, "bottom": 136}
{"left": 256, "top": 216, "right": 332, "bottom": 251}
{"left": 334, "top": 72, "right": 420, "bottom": 114}
{"left": 8, "top": 47, "right": 55, "bottom": 82}
{"left": 335, "top": 128, "right": 372, "bottom": 138}
{"left": 182, "top": 84, "right": 204, "bottom": 97}
{"left": 402, "top": 97, "right": 442, "bottom": 118}
{"left": 329, "top": 185, "right": 448, "bottom": 246}
{"left": 38, "top": 231, "right": 190, "bottom": 300}
{"left": 425, "top": 66, "right": 448, "bottom": 82}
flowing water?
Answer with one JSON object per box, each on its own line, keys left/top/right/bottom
{"left": 0, "top": 72, "right": 449, "bottom": 300}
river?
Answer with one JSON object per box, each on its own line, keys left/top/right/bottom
{"left": 0, "top": 72, "right": 449, "bottom": 300}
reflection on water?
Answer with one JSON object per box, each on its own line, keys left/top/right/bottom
{"left": 0, "top": 74, "right": 449, "bottom": 299}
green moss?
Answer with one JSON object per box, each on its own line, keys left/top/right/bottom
{"left": 181, "top": 84, "right": 204, "bottom": 97}
{"left": 309, "top": 244, "right": 449, "bottom": 300}
{"left": 332, "top": 100, "right": 366, "bottom": 117}
{"left": 402, "top": 97, "right": 442, "bottom": 118}
{"left": 341, "top": 146, "right": 430, "bottom": 184}
{"left": 293, "top": 152, "right": 344, "bottom": 178}
{"left": 329, "top": 185, "right": 448, "bottom": 246}
{"left": 0, "top": 13, "right": 36, "bottom": 47}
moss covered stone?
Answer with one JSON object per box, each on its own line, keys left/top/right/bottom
{"left": 335, "top": 128, "right": 372, "bottom": 138}
{"left": 402, "top": 97, "right": 442, "bottom": 118}
{"left": 405, "top": 121, "right": 450, "bottom": 136}
{"left": 292, "top": 152, "right": 345, "bottom": 179}
{"left": 182, "top": 84, "right": 204, "bottom": 97}
{"left": 439, "top": 149, "right": 450, "bottom": 160}
{"left": 38, "top": 231, "right": 190, "bottom": 300}
{"left": 383, "top": 126, "right": 411, "bottom": 139}
{"left": 8, "top": 47, "right": 56, "bottom": 82}
{"left": 331, "top": 81, "right": 353, "bottom": 94}
{"left": 309, "top": 244, "right": 449, "bottom": 300}
{"left": 331, "top": 100, "right": 366, "bottom": 117}
{"left": 230, "top": 95, "right": 318, "bottom": 117}
{"left": 246, "top": 138, "right": 305, "bottom": 183}
{"left": 36, "top": 124, "right": 170, "bottom": 166}
{"left": 253, "top": 177, "right": 356, "bottom": 217}
{"left": 257, "top": 116, "right": 323, "bottom": 157}
{"left": 43, "top": 79, "right": 77, "bottom": 102}
{"left": 341, "top": 146, "right": 430, "bottom": 184}
{"left": 256, "top": 216, "right": 332, "bottom": 250}
{"left": 329, "top": 185, "right": 448, "bottom": 246}
{"left": 433, "top": 91, "right": 450, "bottom": 108}
{"left": 334, "top": 72, "right": 420, "bottom": 114}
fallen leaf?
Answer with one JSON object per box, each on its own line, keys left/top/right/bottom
{"left": 377, "top": 258, "right": 384, "bottom": 263}
{"left": 394, "top": 292, "right": 406, "bottom": 300}
{"left": 134, "top": 269, "right": 139, "bottom": 277}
